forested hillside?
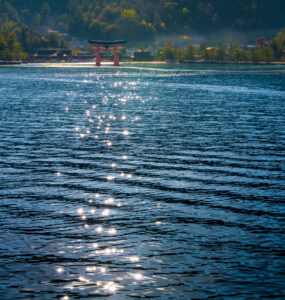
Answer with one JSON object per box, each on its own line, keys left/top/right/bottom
{"left": 0, "top": 0, "right": 285, "bottom": 41}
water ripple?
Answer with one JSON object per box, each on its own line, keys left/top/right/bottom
{"left": 0, "top": 64, "right": 284, "bottom": 299}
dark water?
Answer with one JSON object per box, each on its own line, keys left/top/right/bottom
{"left": 0, "top": 63, "right": 284, "bottom": 299}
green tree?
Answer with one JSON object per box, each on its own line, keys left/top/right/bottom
{"left": 248, "top": 50, "right": 258, "bottom": 63}
{"left": 256, "top": 47, "right": 274, "bottom": 62}
{"left": 183, "top": 44, "right": 195, "bottom": 62}
{"left": 228, "top": 41, "right": 239, "bottom": 61}
{"left": 0, "top": 23, "right": 26, "bottom": 60}
{"left": 156, "top": 47, "right": 176, "bottom": 61}
{"left": 216, "top": 40, "right": 225, "bottom": 61}
{"left": 198, "top": 42, "right": 208, "bottom": 61}
{"left": 239, "top": 49, "right": 249, "bottom": 62}
{"left": 269, "top": 29, "right": 285, "bottom": 60}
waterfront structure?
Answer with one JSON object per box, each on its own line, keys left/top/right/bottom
{"left": 257, "top": 37, "right": 267, "bottom": 49}
{"left": 29, "top": 49, "right": 94, "bottom": 63}
{"left": 30, "top": 49, "right": 73, "bottom": 63}
{"left": 88, "top": 40, "right": 127, "bottom": 66}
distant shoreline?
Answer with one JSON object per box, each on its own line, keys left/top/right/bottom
{"left": 0, "top": 61, "right": 22, "bottom": 65}
{"left": 130, "top": 60, "right": 285, "bottom": 65}
{"left": 1, "top": 60, "right": 285, "bottom": 66}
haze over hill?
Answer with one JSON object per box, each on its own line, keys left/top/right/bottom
{"left": 1, "top": 0, "right": 284, "bottom": 43}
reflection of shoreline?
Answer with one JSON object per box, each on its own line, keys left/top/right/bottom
{"left": 178, "top": 60, "right": 285, "bottom": 65}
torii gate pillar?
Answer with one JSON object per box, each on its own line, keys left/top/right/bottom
{"left": 96, "top": 52, "right": 101, "bottom": 66}
{"left": 114, "top": 48, "right": 119, "bottom": 66}
{"left": 88, "top": 40, "right": 127, "bottom": 67}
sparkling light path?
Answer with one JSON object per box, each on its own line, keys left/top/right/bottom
{"left": 57, "top": 73, "right": 150, "bottom": 298}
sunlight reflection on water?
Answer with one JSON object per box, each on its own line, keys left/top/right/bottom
{"left": 54, "top": 72, "right": 152, "bottom": 295}
{"left": 0, "top": 64, "right": 284, "bottom": 298}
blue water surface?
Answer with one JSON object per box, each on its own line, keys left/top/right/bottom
{"left": 0, "top": 63, "right": 284, "bottom": 299}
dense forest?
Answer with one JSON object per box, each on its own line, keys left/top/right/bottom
{"left": 1, "top": 0, "right": 285, "bottom": 40}
{"left": 0, "top": 21, "right": 70, "bottom": 60}
{"left": 0, "top": 0, "right": 285, "bottom": 61}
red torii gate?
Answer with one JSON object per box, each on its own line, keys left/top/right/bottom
{"left": 88, "top": 40, "right": 127, "bottom": 66}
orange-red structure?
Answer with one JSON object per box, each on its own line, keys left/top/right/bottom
{"left": 88, "top": 40, "right": 127, "bottom": 66}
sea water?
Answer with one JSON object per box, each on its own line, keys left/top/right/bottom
{"left": 0, "top": 63, "right": 284, "bottom": 299}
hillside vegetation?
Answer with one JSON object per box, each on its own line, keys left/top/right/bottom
{"left": 0, "top": 1, "right": 284, "bottom": 62}
{"left": 0, "top": 0, "right": 285, "bottom": 40}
